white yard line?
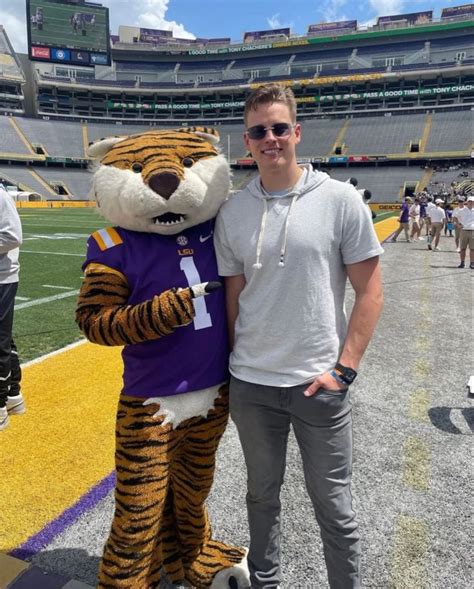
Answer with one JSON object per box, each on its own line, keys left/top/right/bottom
{"left": 15, "top": 296, "right": 30, "bottom": 301}
{"left": 21, "top": 339, "right": 87, "bottom": 368}
{"left": 14, "top": 290, "right": 79, "bottom": 310}
{"left": 20, "top": 250, "right": 84, "bottom": 257}
{"left": 42, "top": 284, "right": 76, "bottom": 290}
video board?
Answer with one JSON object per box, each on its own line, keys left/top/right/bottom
{"left": 27, "top": 0, "right": 110, "bottom": 66}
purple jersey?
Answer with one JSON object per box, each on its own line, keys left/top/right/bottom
{"left": 83, "top": 220, "right": 229, "bottom": 398}
{"left": 400, "top": 203, "right": 409, "bottom": 223}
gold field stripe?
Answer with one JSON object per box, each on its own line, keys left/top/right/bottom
{"left": 403, "top": 436, "right": 430, "bottom": 490}
{"left": 374, "top": 217, "right": 399, "bottom": 243}
{"left": 408, "top": 389, "right": 429, "bottom": 423}
{"left": 391, "top": 515, "right": 429, "bottom": 589}
{"left": 0, "top": 342, "right": 122, "bottom": 551}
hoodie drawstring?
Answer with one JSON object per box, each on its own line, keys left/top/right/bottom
{"left": 279, "top": 194, "right": 297, "bottom": 267}
{"left": 253, "top": 199, "right": 268, "bottom": 269}
{"left": 253, "top": 194, "right": 298, "bottom": 269}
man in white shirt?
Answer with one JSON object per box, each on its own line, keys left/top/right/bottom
{"left": 429, "top": 199, "right": 446, "bottom": 251}
{"left": 452, "top": 197, "right": 466, "bottom": 253}
{"left": 425, "top": 196, "right": 436, "bottom": 249}
{"left": 215, "top": 83, "right": 384, "bottom": 588}
{"left": 456, "top": 196, "right": 474, "bottom": 269}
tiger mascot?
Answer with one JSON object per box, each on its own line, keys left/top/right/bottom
{"left": 75, "top": 128, "right": 249, "bottom": 589}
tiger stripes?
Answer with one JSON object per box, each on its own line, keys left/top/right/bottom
{"left": 99, "top": 128, "right": 220, "bottom": 186}
{"left": 98, "top": 387, "right": 246, "bottom": 589}
{"left": 75, "top": 265, "right": 195, "bottom": 346}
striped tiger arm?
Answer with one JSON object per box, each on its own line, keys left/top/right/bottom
{"left": 75, "top": 264, "right": 195, "bottom": 346}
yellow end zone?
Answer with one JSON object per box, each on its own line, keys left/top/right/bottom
{"left": 0, "top": 341, "right": 123, "bottom": 551}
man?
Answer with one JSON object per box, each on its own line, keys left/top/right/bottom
{"left": 391, "top": 196, "right": 412, "bottom": 242}
{"left": 452, "top": 197, "right": 466, "bottom": 252}
{"left": 409, "top": 197, "right": 422, "bottom": 241}
{"left": 430, "top": 198, "right": 446, "bottom": 251}
{"left": 214, "top": 83, "right": 384, "bottom": 588}
{"left": 456, "top": 195, "right": 474, "bottom": 269}
{"left": 0, "top": 187, "right": 25, "bottom": 431}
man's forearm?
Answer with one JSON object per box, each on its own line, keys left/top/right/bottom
{"left": 224, "top": 275, "right": 246, "bottom": 351}
{"left": 338, "top": 291, "right": 383, "bottom": 370}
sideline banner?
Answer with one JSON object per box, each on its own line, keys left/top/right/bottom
{"left": 16, "top": 201, "right": 96, "bottom": 208}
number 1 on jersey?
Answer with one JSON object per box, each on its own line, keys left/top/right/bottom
{"left": 179, "top": 257, "right": 212, "bottom": 330}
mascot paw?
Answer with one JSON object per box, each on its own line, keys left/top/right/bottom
{"left": 210, "top": 552, "right": 250, "bottom": 589}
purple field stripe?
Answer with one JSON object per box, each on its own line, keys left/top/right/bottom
{"left": 10, "top": 471, "right": 116, "bottom": 560}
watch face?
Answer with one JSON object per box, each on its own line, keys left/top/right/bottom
{"left": 345, "top": 368, "right": 357, "bottom": 382}
{"left": 336, "top": 363, "right": 357, "bottom": 383}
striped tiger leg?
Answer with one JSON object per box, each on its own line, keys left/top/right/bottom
{"left": 98, "top": 395, "right": 177, "bottom": 589}
{"left": 170, "top": 387, "right": 247, "bottom": 588}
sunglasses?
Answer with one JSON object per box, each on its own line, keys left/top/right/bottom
{"left": 246, "top": 122, "right": 295, "bottom": 140}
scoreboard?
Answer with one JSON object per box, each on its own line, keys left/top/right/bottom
{"left": 27, "top": 0, "right": 110, "bottom": 66}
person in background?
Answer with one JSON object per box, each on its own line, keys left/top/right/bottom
{"left": 409, "top": 197, "right": 422, "bottom": 241}
{"left": 0, "top": 188, "right": 25, "bottom": 432}
{"left": 419, "top": 195, "right": 427, "bottom": 238}
{"left": 391, "top": 196, "right": 412, "bottom": 242}
{"left": 452, "top": 198, "right": 465, "bottom": 253}
{"left": 215, "top": 83, "right": 384, "bottom": 588}
{"left": 456, "top": 196, "right": 474, "bottom": 269}
{"left": 444, "top": 204, "right": 454, "bottom": 237}
{"left": 425, "top": 195, "right": 436, "bottom": 249}
{"left": 429, "top": 198, "right": 446, "bottom": 252}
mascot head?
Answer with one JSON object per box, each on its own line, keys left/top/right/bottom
{"left": 88, "top": 127, "right": 230, "bottom": 235}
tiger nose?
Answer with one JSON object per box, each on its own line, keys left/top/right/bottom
{"left": 148, "top": 172, "right": 180, "bottom": 200}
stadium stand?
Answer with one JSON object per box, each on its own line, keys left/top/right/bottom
{"left": 15, "top": 118, "right": 86, "bottom": 158}
{"left": 0, "top": 117, "right": 33, "bottom": 156}
{"left": 0, "top": 165, "right": 54, "bottom": 196}
{"left": 326, "top": 167, "right": 425, "bottom": 202}
{"left": 342, "top": 114, "right": 427, "bottom": 155}
{"left": 0, "top": 25, "right": 25, "bottom": 115}
{"left": 37, "top": 167, "right": 93, "bottom": 199}
{"left": 0, "top": 4, "right": 471, "bottom": 203}
{"left": 425, "top": 110, "right": 474, "bottom": 152}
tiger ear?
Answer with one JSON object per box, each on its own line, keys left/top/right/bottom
{"left": 88, "top": 136, "right": 127, "bottom": 159}
{"left": 179, "top": 126, "right": 220, "bottom": 145}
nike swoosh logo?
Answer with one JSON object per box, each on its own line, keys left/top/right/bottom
{"left": 199, "top": 232, "right": 213, "bottom": 243}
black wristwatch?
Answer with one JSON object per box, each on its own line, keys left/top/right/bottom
{"left": 332, "top": 363, "right": 358, "bottom": 385}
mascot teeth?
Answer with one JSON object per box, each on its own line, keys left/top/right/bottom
{"left": 154, "top": 213, "right": 186, "bottom": 225}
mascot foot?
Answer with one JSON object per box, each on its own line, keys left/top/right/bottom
{"left": 210, "top": 550, "right": 250, "bottom": 589}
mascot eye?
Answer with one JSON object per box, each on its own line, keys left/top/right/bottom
{"left": 182, "top": 157, "right": 194, "bottom": 168}
{"left": 131, "top": 162, "right": 143, "bottom": 173}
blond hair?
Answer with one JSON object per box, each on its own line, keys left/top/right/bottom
{"left": 244, "top": 83, "right": 297, "bottom": 125}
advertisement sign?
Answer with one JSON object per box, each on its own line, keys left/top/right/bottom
{"left": 51, "top": 48, "right": 71, "bottom": 62}
{"left": 71, "top": 50, "right": 90, "bottom": 64}
{"left": 441, "top": 4, "right": 474, "bottom": 19}
{"left": 90, "top": 53, "right": 109, "bottom": 65}
{"left": 348, "top": 156, "right": 369, "bottom": 162}
{"left": 328, "top": 156, "right": 348, "bottom": 164}
{"left": 377, "top": 11, "right": 432, "bottom": 26}
{"left": 308, "top": 20, "right": 357, "bottom": 34}
{"left": 243, "top": 28, "right": 290, "bottom": 42}
{"left": 31, "top": 46, "right": 50, "bottom": 59}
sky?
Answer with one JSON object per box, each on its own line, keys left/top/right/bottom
{"left": 0, "top": 0, "right": 459, "bottom": 54}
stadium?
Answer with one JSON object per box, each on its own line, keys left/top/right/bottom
{"left": 0, "top": 1, "right": 472, "bottom": 588}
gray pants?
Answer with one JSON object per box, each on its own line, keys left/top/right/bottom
{"left": 230, "top": 376, "right": 361, "bottom": 589}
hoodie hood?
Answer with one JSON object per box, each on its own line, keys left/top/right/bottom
{"left": 247, "top": 165, "right": 330, "bottom": 270}
{"left": 247, "top": 165, "right": 329, "bottom": 201}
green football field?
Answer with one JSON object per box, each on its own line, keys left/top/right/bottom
{"left": 15, "top": 208, "right": 105, "bottom": 363}
{"left": 14, "top": 207, "right": 396, "bottom": 364}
